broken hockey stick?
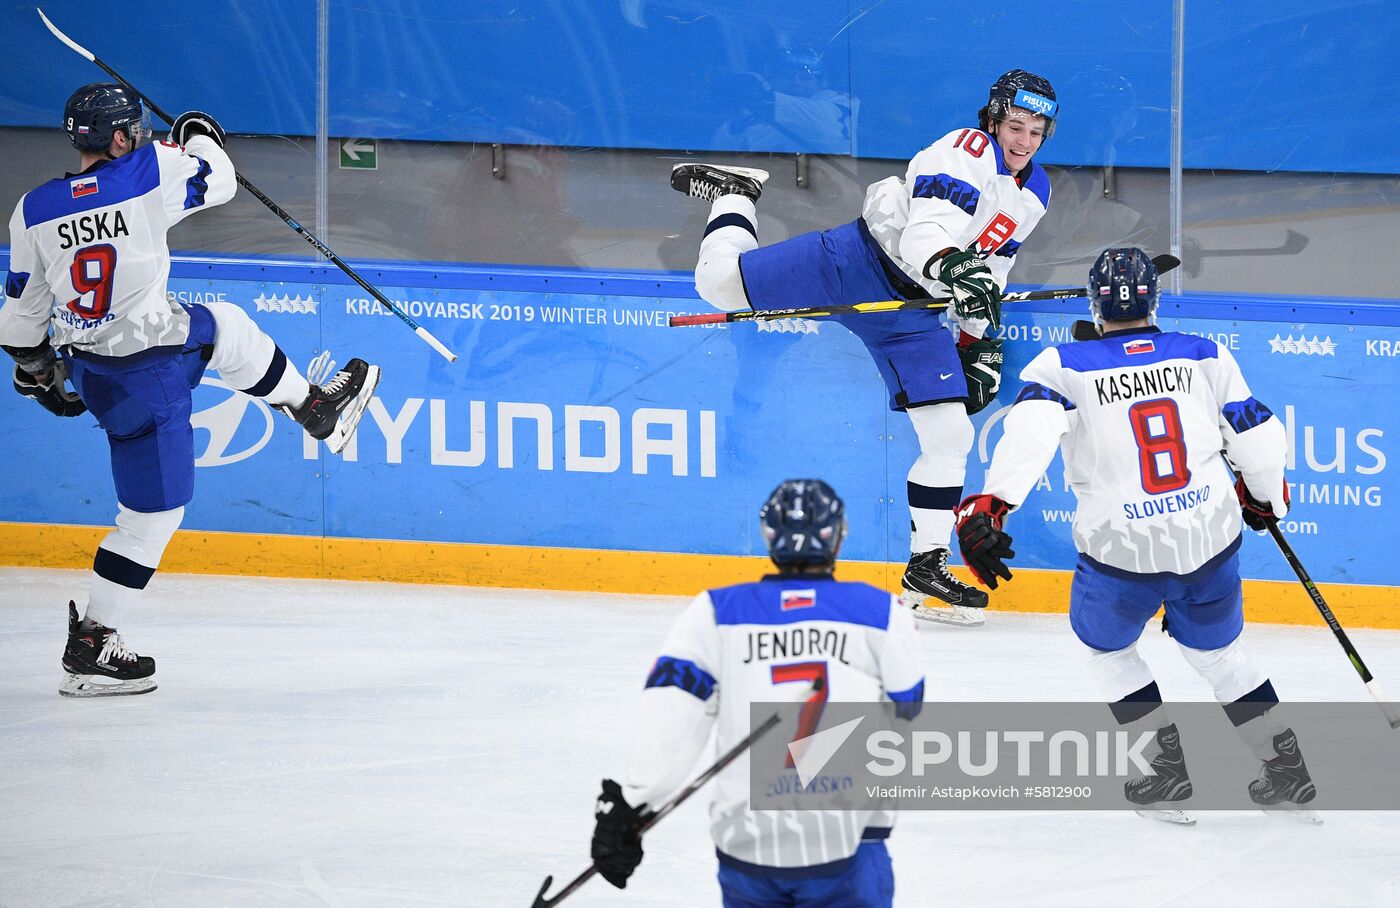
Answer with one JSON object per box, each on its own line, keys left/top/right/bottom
{"left": 668, "top": 254, "right": 1181, "bottom": 327}
{"left": 1263, "top": 518, "right": 1400, "bottom": 729}
{"left": 530, "top": 679, "right": 821, "bottom": 907}
{"left": 37, "top": 8, "right": 457, "bottom": 363}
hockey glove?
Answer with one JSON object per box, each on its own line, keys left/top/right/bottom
{"left": 1235, "top": 476, "right": 1289, "bottom": 532}
{"left": 591, "top": 778, "right": 644, "bottom": 889}
{"left": 958, "top": 332, "right": 1003, "bottom": 415}
{"left": 170, "top": 110, "right": 226, "bottom": 148}
{"left": 955, "top": 494, "right": 1014, "bottom": 589}
{"left": 13, "top": 362, "right": 86, "bottom": 418}
{"left": 937, "top": 249, "right": 1002, "bottom": 328}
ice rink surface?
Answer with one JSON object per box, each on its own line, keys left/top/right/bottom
{"left": 2, "top": 566, "right": 1399, "bottom": 908}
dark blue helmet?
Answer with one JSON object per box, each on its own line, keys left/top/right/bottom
{"left": 980, "top": 69, "right": 1058, "bottom": 138}
{"left": 64, "top": 83, "right": 148, "bottom": 151}
{"left": 760, "top": 479, "right": 846, "bottom": 569}
{"left": 1089, "top": 248, "right": 1160, "bottom": 324}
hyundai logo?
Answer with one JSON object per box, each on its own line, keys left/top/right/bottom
{"left": 191, "top": 377, "right": 275, "bottom": 466}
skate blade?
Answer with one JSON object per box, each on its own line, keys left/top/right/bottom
{"left": 325, "top": 364, "right": 381, "bottom": 455}
{"left": 671, "top": 162, "right": 771, "bottom": 184}
{"left": 1134, "top": 808, "right": 1196, "bottom": 827}
{"left": 59, "top": 672, "right": 157, "bottom": 698}
{"left": 903, "top": 593, "right": 985, "bottom": 627}
{"left": 1261, "top": 805, "right": 1324, "bottom": 825}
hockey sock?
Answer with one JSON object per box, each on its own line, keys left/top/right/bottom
{"left": 204, "top": 300, "right": 311, "bottom": 407}
{"left": 694, "top": 195, "right": 757, "bottom": 313}
{"left": 905, "top": 402, "right": 973, "bottom": 552}
{"left": 1179, "top": 640, "right": 1285, "bottom": 760}
{"left": 84, "top": 505, "right": 184, "bottom": 629}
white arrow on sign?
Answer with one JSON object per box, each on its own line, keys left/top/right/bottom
{"left": 342, "top": 139, "right": 373, "bottom": 161}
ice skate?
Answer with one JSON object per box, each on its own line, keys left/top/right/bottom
{"left": 280, "top": 355, "right": 381, "bottom": 455}
{"left": 59, "top": 602, "right": 156, "bottom": 698}
{"left": 1250, "top": 729, "right": 1318, "bottom": 823}
{"left": 1125, "top": 724, "right": 1193, "bottom": 821}
{"left": 670, "top": 163, "right": 768, "bottom": 202}
{"left": 901, "top": 548, "right": 988, "bottom": 627}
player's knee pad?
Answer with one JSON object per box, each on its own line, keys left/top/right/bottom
{"left": 907, "top": 403, "right": 973, "bottom": 473}
{"left": 1178, "top": 637, "right": 1269, "bottom": 704}
{"left": 203, "top": 300, "right": 280, "bottom": 391}
{"left": 105, "top": 505, "right": 185, "bottom": 568}
{"left": 694, "top": 248, "right": 750, "bottom": 313}
{"left": 1084, "top": 642, "right": 1158, "bottom": 704}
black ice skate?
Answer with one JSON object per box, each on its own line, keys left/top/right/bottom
{"left": 900, "top": 548, "right": 989, "bottom": 627}
{"left": 1249, "top": 728, "right": 1317, "bottom": 806}
{"left": 1126, "top": 723, "right": 1193, "bottom": 804}
{"left": 670, "top": 163, "right": 768, "bottom": 203}
{"left": 60, "top": 602, "right": 156, "bottom": 698}
{"left": 280, "top": 357, "right": 381, "bottom": 455}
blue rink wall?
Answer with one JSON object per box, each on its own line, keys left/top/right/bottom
{"left": 1, "top": 251, "right": 1398, "bottom": 610}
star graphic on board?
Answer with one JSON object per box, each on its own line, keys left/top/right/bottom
{"left": 1268, "top": 334, "right": 1284, "bottom": 353}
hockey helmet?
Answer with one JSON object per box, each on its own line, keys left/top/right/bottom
{"left": 1089, "top": 248, "right": 1160, "bottom": 324}
{"left": 64, "top": 83, "right": 149, "bottom": 152}
{"left": 759, "top": 479, "right": 846, "bottom": 569}
{"left": 979, "top": 69, "right": 1058, "bottom": 138}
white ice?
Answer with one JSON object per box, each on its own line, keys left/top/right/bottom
{"left": 2, "top": 566, "right": 1399, "bottom": 907}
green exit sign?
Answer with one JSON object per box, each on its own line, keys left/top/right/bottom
{"left": 339, "top": 138, "right": 377, "bottom": 170}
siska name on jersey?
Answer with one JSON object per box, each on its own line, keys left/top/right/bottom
{"left": 56, "top": 211, "right": 130, "bottom": 250}
{"left": 743, "top": 628, "right": 851, "bottom": 665}
{"left": 1093, "top": 365, "right": 1193, "bottom": 406}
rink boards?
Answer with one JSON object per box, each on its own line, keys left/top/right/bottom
{"left": 1, "top": 253, "right": 1397, "bottom": 628}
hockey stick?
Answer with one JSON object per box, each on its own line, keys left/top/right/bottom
{"left": 1262, "top": 518, "right": 1400, "bottom": 729}
{"left": 37, "top": 8, "right": 457, "bottom": 363}
{"left": 668, "top": 254, "right": 1181, "bottom": 327}
{"left": 530, "top": 680, "right": 819, "bottom": 907}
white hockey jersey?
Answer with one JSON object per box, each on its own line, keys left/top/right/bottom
{"left": 0, "top": 135, "right": 236, "bottom": 359}
{"left": 862, "top": 127, "right": 1051, "bottom": 302}
{"left": 983, "top": 328, "right": 1288, "bottom": 576}
{"left": 624, "top": 575, "right": 924, "bottom": 874}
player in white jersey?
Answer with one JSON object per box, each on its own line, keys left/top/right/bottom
{"left": 588, "top": 479, "right": 924, "bottom": 906}
{"left": 954, "top": 248, "right": 1317, "bottom": 818}
{"left": 670, "top": 70, "right": 1058, "bottom": 628}
{"left": 0, "top": 84, "right": 381, "bottom": 697}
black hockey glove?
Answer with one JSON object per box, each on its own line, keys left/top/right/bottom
{"left": 591, "top": 778, "right": 644, "bottom": 889}
{"left": 955, "top": 494, "right": 1014, "bottom": 589}
{"left": 958, "top": 333, "right": 1003, "bottom": 415}
{"left": 12, "top": 362, "right": 86, "bottom": 418}
{"left": 1235, "top": 475, "right": 1289, "bottom": 532}
{"left": 936, "top": 249, "right": 1002, "bottom": 328}
{"left": 170, "top": 110, "right": 226, "bottom": 148}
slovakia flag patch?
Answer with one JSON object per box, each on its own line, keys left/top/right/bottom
{"left": 1123, "top": 338, "right": 1155, "bottom": 355}
{"left": 781, "top": 589, "right": 817, "bottom": 611}
{"left": 71, "top": 176, "right": 99, "bottom": 198}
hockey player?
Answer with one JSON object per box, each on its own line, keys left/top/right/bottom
{"left": 954, "top": 248, "right": 1316, "bottom": 819}
{"left": 589, "top": 479, "right": 924, "bottom": 906}
{"left": 0, "top": 83, "right": 381, "bottom": 697}
{"left": 671, "top": 70, "right": 1058, "bottom": 628}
